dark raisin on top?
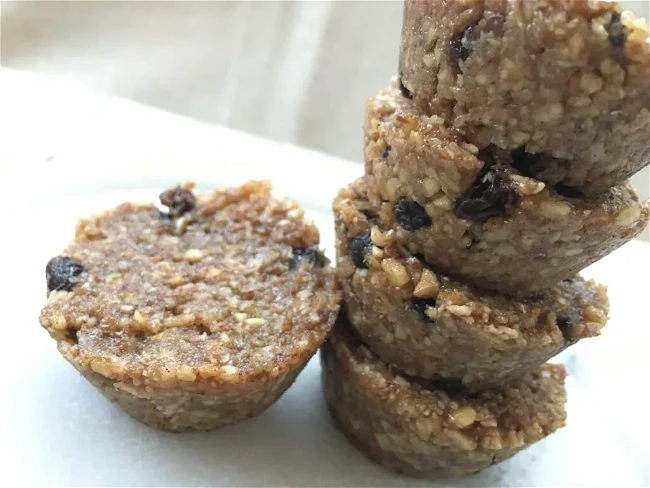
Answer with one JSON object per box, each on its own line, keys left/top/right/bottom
{"left": 511, "top": 148, "right": 562, "bottom": 179}
{"left": 412, "top": 297, "right": 436, "bottom": 322}
{"left": 159, "top": 186, "right": 196, "bottom": 218}
{"left": 453, "top": 169, "right": 520, "bottom": 222}
{"left": 509, "top": 148, "right": 583, "bottom": 198}
{"left": 382, "top": 145, "right": 392, "bottom": 159}
{"left": 288, "top": 247, "right": 326, "bottom": 270}
{"left": 46, "top": 256, "right": 84, "bottom": 293}
{"left": 394, "top": 199, "right": 432, "bottom": 231}
{"left": 607, "top": 11, "right": 627, "bottom": 48}
{"left": 398, "top": 76, "right": 413, "bottom": 99}
{"left": 553, "top": 183, "right": 584, "bottom": 199}
{"left": 557, "top": 315, "right": 574, "bottom": 341}
{"left": 348, "top": 232, "right": 373, "bottom": 269}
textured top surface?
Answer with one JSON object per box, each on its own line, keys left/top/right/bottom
{"left": 333, "top": 180, "right": 610, "bottom": 343}
{"left": 398, "top": 0, "right": 650, "bottom": 192}
{"left": 39, "top": 181, "right": 341, "bottom": 387}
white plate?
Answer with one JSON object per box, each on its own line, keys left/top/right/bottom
{"left": 0, "top": 69, "right": 648, "bottom": 486}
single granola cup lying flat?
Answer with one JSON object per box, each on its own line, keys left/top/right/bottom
{"left": 333, "top": 182, "right": 607, "bottom": 391}
{"left": 39, "top": 181, "right": 341, "bottom": 432}
{"left": 364, "top": 85, "right": 649, "bottom": 295}
{"left": 399, "top": 0, "right": 650, "bottom": 193}
{"left": 321, "top": 321, "right": 567, "bottom": 479}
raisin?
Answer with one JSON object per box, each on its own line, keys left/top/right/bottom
{"left": 348, "top": 232, "right": 373, "bottom": 269}
{"left": 449, "top": 24, "right": 477, "bottom": 64}
{"left": 398, "top": 76, "right": 413, "bottom": 99}
{"left": 607, "top": 11, "right": 627, "bottom": 48}
{"left": 159, "top": 185, "right": 196, "bottom": 218}
{"left": 382, "top": 145, "right": 391, "bottom": 159}
{"left": 557, "top": 315, "right": 574, "bottom": 341}
{"left": 511, "top": 148, "right": 559, "bottom": 179}
{"left": 46, "top": 256, "right": 84, "bottom": 293}
{"left": 479, "top": 145, "right": 511, "bottom": 168}
{"left": 394, "top": 199, "right": 432, "bottom": 231}
{"left": 554, "top": 183, "right": 584, "bottom": 199}
{"left": 288, "top": 247, "right": 326, "bottom": 270}
{"left": 453, "top": 170, "right": 519, "bottom": 221}
{"left": 412, "top": 297, "right": 436, "bottom": 322}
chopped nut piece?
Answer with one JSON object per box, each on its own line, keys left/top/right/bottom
{"left": 413, "top": 269, "right": 440, "bottom": 298}
{"left": 381, "top": 259, "right": 410, "bottom": 286}
{"left": 184, "top": 249, "right": 204, "bottom": 263}
{"left": 450, "top": 407, "right": 477, "bottom": 428}
{"left": 245, "top": 318, "right": 267, "bottom": 327}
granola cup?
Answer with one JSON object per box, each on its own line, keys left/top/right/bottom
{"left": 333, "top": 183, "right": 608, "bottom": 391}
{"left": 399, "top": 0, "right": 650, "bottom": 193}
{"left": 39, "top": 181, "right": 341, "bottom": 432}
{"left": 364, "top": 84, "right": 649, "bottom": 295}
{"left": 321, "top": 321, "right": 568, "bottom": 478}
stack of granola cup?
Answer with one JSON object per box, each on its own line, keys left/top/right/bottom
{"left": 322, "top": 0, "right": 650, "bottom": 479}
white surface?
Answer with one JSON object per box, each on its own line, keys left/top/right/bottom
{"left": 0, "top": 69, "right": 648, "bottom": 487}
